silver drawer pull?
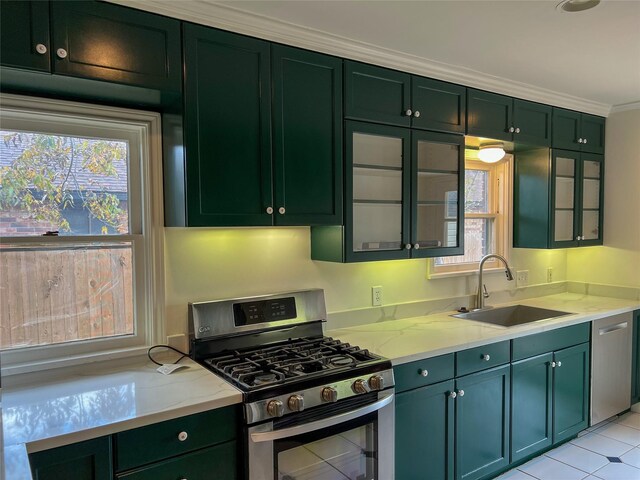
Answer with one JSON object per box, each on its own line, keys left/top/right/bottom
{"left": 419, "top": 369, "right": 428, "bottom": 377}
{"left": 481, "top": 354, "right": 491, "bottom": 361}
{"left": 599, "top": 322, "right": 628, "bottom": 335}
{"left": 178, "top": 431, "right": 188, "bottom": 442}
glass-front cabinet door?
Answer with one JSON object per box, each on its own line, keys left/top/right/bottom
{"left": 551, "top": 150, "right": 579, "bottom": 247}
{"left": 345, "top": 121, "right": 411, "bottom": 261}
{"left": 411, "top": 130, "right": 464, "bottom": 258}
{"left": 579, "top": 153, "right": 604, "bottom": 245}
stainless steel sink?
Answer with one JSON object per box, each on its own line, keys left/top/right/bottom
{"left": 451, "top": 305, "right": 571, "bottom": 327}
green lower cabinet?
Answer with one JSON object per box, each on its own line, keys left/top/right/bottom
{"left": 511, "top": 353, "right": 554, "bottom": 462}
{"left": 29, "top": 436, "right": 112, "bottom": 480}
{"left": 553, "top": 343, "right": 590, "bottom": 443}
{"left": 632, "top": 310, "right": 640, "bottom": 404}
{"left": 116, "top": 441, "right": 236, "bottom": 480}
{"left": 395, "top": 380, "right": 455, "bottom": 480}
{"left": 455, "top": 365, "right": 510, "bottom": 480}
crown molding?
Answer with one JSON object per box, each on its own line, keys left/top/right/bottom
{"left": 111, "top": 0, "right": 611, "bottom": 117}
{"left": 610, "top": 101, "right": 640, "bottom": 114}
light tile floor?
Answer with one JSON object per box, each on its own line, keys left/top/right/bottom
{"left": 497, "top": 412, "right": 640, "bottom": 480}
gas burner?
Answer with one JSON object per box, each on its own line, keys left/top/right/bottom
{"left": 328, "top": 354, "right": 356, "bottom": 367}
{"left": 253, "top": 373, "right": 279, "bottom": 386}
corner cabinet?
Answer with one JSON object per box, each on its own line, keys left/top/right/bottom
{"left": 514, "top": 148, "right": 604, "bottom": 248}
{"left": 175, "top": 25, "right": 342, "bottom": 227}
{"left": 311, "top": 122, "right": 464, "bottom": 262}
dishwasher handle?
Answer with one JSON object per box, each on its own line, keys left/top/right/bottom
{"left": 598, "top": 321, "right": 628, "bottom": 335}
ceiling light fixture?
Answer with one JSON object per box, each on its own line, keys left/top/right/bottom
{"left": 556, "top": 0, "right": 600, "bottom": 13}
{"left": 478, "top": 144, "right": 506, "bottom": 163}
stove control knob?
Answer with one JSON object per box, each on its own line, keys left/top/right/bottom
{"left": 287, "top": 394, "right": 305, "bottom": 412}
{"left": 352, "top": 379, "right": 369, "bottom": 394}
{"left": 266, "top": 399, "right": 285, "bottom": 417}
{"left": 322, "top": 387, "right": 338, "bottom": 403}
{"left": 368, "top": 375, "right": 384, "bottom": 391}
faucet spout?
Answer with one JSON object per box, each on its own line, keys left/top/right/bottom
{"left": 475, "top": 254, "right": 515, "bottom": 310}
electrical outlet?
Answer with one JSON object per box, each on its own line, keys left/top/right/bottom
{"left": 372, "top": 286, "right": 383, "bottom": 306}
{"left": 167, "top": 334, "right": 187, "bottom": 352}
{"left": 516, "top": 270, "right": 529, "bottom": 288}
{"left": 547, "top": 267, "right": 553, "bottom": 283}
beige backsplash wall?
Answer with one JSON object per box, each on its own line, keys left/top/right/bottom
{"left": 164, "top": 227, "right": 567, "bottom": 337}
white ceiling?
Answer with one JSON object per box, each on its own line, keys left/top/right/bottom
{"left": 214, "top": 0, "right": 640, "bottom": 110}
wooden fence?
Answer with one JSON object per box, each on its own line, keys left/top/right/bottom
{"left": 0, "top": 245, "right": 133, "bottom": 350}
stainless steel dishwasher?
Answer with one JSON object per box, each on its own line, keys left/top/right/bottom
{"left": 591, "top": 312, "right": 633, "bottom": 425}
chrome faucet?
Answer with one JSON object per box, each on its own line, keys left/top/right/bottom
{"left": 475, "top": 254, "right": 515, "bottom": 310}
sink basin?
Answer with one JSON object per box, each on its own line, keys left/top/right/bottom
{"left": 451, "top": 305, "right": 571, "bottom": 327}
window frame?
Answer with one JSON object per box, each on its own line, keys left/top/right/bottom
{"left": 429, "top": 156, "right": 513, "bottom": 277}
{"left": 0, "top": 93, "right": 165, "bottom": 375}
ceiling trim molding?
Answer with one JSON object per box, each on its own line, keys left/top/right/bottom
{"left": 610, "top": 101, "right": 640, "bottom": 113}
{"left": 112, "top": 0, "right": 611, "bottom": 117}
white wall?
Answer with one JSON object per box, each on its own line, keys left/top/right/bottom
{"left": 567, "top": 108, "right": 640, "bottom": 287}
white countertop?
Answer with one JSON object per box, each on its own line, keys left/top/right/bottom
{"left": 326, "top": 293, "right": 640, "bottom": 365}
{"left": 2, "top": 355, "right": 242, "bottom": 480}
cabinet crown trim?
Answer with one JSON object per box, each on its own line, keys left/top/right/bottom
{"left": 110, "top": 0, "right": 610, "bottom": 117}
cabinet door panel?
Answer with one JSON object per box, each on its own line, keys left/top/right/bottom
{"left": 511, "top": 353, "right": 553, "bottom": 462}
{"left": 550, "top": 150, "right": 580, "bottom": 248}
{"left": 467, "top": 89, "right": 513, "bottom": 142}
{"left": 183, "top": 24, "right": 272, "bottom": 226}
{"left": 580, "top": 114, "right": 605, "bottom": 154}
{"left": 396, "top": 380, "right": 455, "bottom": 480}
{"left": 552, "top": 108, "right": 581, "bottom": 151}
{"left": 0, "top": 0, "right": 50, "bottom": 72}
{"left": 345, "top": 61, "right": 411, "bottom": 127}
{"left": 272, "top": 45, "right": 342, "bottom": 226}
{"left": 553, "top": 343, "right": 590, "bottom": 444}
{"left": 30, "top": 436, "right": 112, "bottom": 480}
{"left": 51, "top": 1, "right": 181, "bottom": 91}
{"left": 411, "top": 77, "right": 466, "bottom": 133}
{"left": 455, "top": 365, "right": 510, "bottom": 480}
{"left": 514, "top": 99, "right": 552, "bottom": 146}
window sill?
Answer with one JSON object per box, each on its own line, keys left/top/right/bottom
{"left": 428, "top": 266, "right": 507, "bottom": 280}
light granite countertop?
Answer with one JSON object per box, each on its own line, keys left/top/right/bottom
{"left": 326, "top": 292, "right": 640, "bottom": 365}
{"left": 2, "top": 355, "right": 242, "bottom": 480}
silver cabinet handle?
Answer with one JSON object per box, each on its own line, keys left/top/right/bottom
{"left": 405, "top": 243, "right": 412, "bottom": 250}
{"left": 557, "top": 361, "right": 562, "bottom": 367}
{"left": 583, "top": 138, "right": 588, "bottom": 144}
{"left": 35, "top": 44, "right": 47, "bottom": 55}
{"left": 482, "top": 354, "right": 491, "bottom": 361}
{"left": 278, "top": 207, "right": 285, "bottom": 214}
{"left": 576, "top": 235, "right": 583, "bottom": 241}
{"left": 414, "top": 110, "right": 421, "bottom": 118}
{"left": 578, "top": 138, "right": 583, "bottom": 143}
{"left": 457, "top": 389, "right": 465, "bottom": 397}
{"left": 419, "top": 369, "right": 428, "bottom": 377}
{"left": 405, "top": 109, "right": 413, "bottom": 117}
{"left": 56, "top": 48, "right": 68, "bottom": 59}
{"left": 178, "top": 431, "right": 188, "bottom": 442}
{"left": 266, "top": 207, "right": 274, "bottom": 214}
{"left": 551, "top": 361, "right": 557, "bottom": 368}
{"left": 414, "top": 243, "right": 420, "bottom": 250}
{"left": 509, "top": 126, "right": 515, "bottom": 133}
{"left": 599, "top": 322, "right": 628, "bottom": 335}
{"left": 515, "top": 127, "right": 521, "bottom": 134}
{"left": 449, "top": 391, "right": 457, "bottom": 399}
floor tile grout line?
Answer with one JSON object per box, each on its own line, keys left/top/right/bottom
{"left": 514, "top": 467, "right": 542, "bottom": 480}
{"left": 542, "top": 451, "right": 606, "bottom": 475}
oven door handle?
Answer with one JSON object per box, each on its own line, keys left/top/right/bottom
{"left": 250, "top": 391, "right": 394, "bottom": 443}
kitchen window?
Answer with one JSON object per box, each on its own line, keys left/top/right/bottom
{"left": 431, "top": 155, "right": 512, "bottom": 276}
{"left": 0, "top": 94, "right": 164, "bottom": 374}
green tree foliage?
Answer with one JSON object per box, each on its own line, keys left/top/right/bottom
{"left": 0, "top": 132, "right": 127, "bottom": 234}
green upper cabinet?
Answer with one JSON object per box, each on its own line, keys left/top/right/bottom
{"left": 468, "top": 90, "right": 551, "bottom": 146}
{"left": 271, "top": 45, "right": 343, "bottom": 226}
{"left": 182, "top": 24, "right": 272, "bottom": 227}
{"left": 0, "top": 1, "right": 181, "bottom": 91}
{"left": 455, "top": 365, "right": 511, "bottom": 480}
{"left": 345, "top": 61, "right": 411, "bottom": 127}
{"left": 552, "top": 108, "right": 605, "bottom": 154}
{"left": 311, "top": 124, "right": 464, "bottom": 262}
{"left": 29, "top": 436, "right": 113, "bottom": 480}
{"left": 0, "top": 1, "right": 50, "bottom": 72}
{"left": 513, "top": 147, "right": 604, "bottom": 248}
{"left": 344, "top": 61, "right": 466, "bottom": 134}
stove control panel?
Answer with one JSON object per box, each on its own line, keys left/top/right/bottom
{"left": 247, "top": 369, "right": 395, "bottom": 424}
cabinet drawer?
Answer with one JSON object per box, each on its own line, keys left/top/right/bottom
{"left": 117, "top": 441, "right": 236, "bottom": 480}
{"left": 456, "top": 341, "right": 510, "bottom": 377}
{"left": 115, "top": 406, "right": 237, "bottom": 472}
{"left": 512, "top": 323, "right": 590, "bottom": 361}
{"left": 394, "top": 353, "right": 454, "bottom": 393}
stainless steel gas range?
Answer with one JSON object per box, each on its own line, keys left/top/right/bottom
{"left": 189, "top": 289, "right": 395, "bottom": 480}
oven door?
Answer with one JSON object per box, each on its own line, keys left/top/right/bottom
{"left": 247, "top": 390, "right": 394, "bottom": 480}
